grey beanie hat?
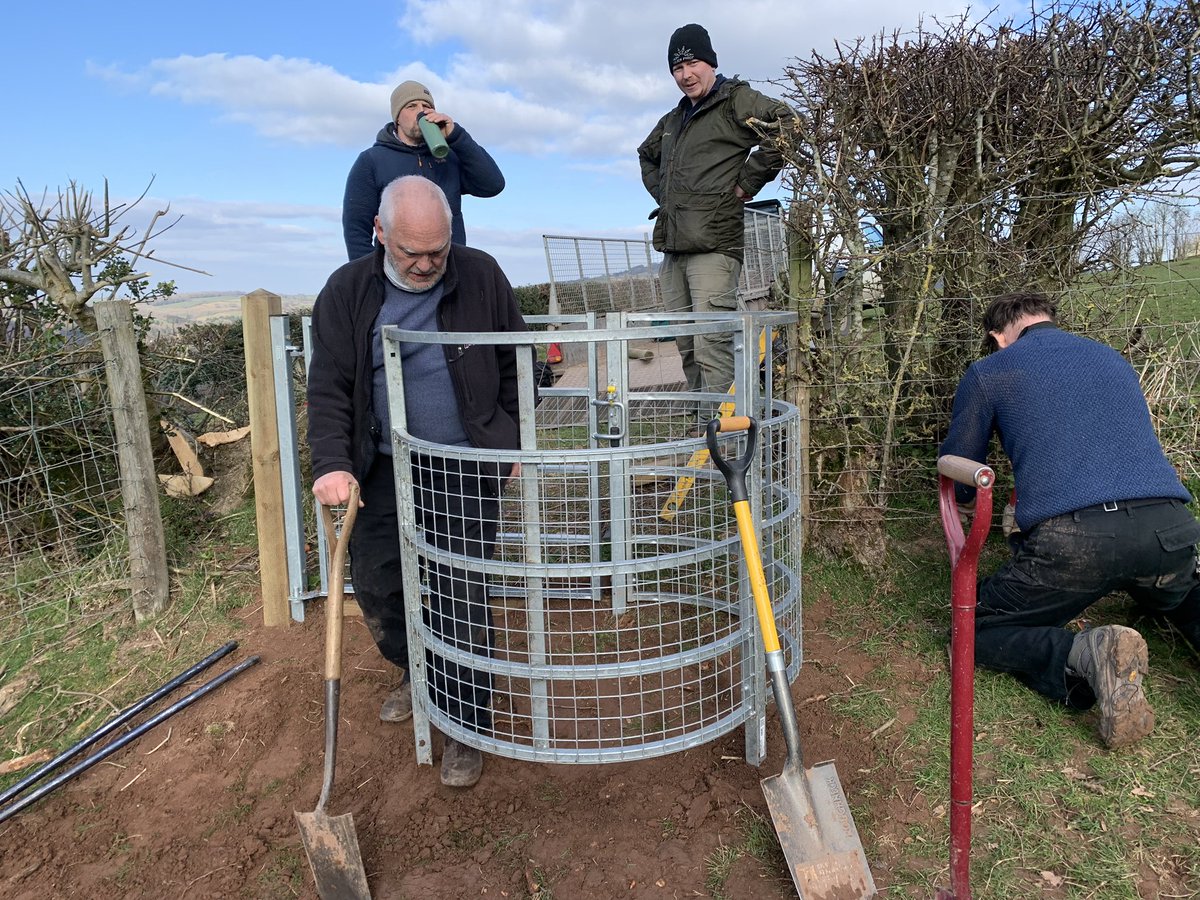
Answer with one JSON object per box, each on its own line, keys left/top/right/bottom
{"left": 390, "top": 80, "right": 435, "bottom": 122}
{"left": 668, "top": 24, "right": 718, "bottom": 70}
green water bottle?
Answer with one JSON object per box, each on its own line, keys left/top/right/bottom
{"left": 417, "top": 112, "right": 450, "bottom": 159}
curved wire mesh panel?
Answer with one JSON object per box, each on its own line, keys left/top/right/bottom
{"left": 385, "top": 317, "right": 801, "bottom": 765}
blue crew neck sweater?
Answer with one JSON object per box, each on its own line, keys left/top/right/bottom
{"left": 939, "top": 323, "right": 1190, "bottom": 531}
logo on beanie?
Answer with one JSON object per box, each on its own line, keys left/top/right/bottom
{"left": 671, "top": 46, "right": 696, "bottom": 67}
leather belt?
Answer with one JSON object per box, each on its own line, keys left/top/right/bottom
{"left": 1075, "top": 498, "right": 1173, "bottom": 515}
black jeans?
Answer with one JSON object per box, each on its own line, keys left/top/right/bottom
{"left": 975, "top": 498, "right": 1200, "bottom": 709}
{"left": 349, "top": 454, "right": 500, "bottom": 730}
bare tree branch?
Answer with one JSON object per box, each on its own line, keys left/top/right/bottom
{"left": 1, "top": 180, "right": 207, "bottom": 333}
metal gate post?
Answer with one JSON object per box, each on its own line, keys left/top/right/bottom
{"left": 271, "top": 314, "right": 308, "bottom": 622}
{"left": 516, "top": 346, "right": 551, "bottom": 748}
{"left": 585, "top": 317, "right": 606, "bottom": 606}
{"left": 301, "top": 316, "right": 334, "bottom": 600}
{"left": 382, "top": 336, "right": 435, "bottom": 765}
{"left": 603, "top": 313, "right": 631, "bottom": 616}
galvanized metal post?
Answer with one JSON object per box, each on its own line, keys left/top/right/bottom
{"left": 270, "top": 315, "right": 308, "bottom": 622}
{"left": 516, "top": 346, "right": 551, "bottom": 748}
{"left": 605, "top": 312, "right": 630, "bottom": 615}
{"left": 382, "top": 332, "right": 434, "bottom": 765}
{"left": 301, "top": 316, "right": 333, "bottom": 599}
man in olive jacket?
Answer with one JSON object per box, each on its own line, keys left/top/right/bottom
{"left": 638, "top": 23, "right": 790, "bottom": 400}
{"left": 309, "top": 176, "right": 527, "bottom": 788}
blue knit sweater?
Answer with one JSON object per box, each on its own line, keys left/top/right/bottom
{"left": 939, "top": 322, "right": 1190, "bottom": 531}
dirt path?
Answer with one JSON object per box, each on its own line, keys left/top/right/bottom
{"left": 2, "top": 591, "right": 936, "bottom": 899}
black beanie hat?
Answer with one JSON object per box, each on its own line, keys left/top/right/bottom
{"left": 668, "top": 24, "right": 718, "bottom": 70}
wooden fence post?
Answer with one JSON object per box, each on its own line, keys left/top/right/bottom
{"left": 242, "top": 289, "right": 290, "bottom": 626}
{"left": 95, "top": 300, "right": 169, "bottom": 620}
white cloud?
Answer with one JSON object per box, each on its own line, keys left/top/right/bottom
{"left": 111, "top": 195, "right": 345, "bottom": 294}
{"left": 91, "top": 54, "right": 395, "bottom": 146}
{"left": 92, "top": 1, "right": 972, "bottom": 159}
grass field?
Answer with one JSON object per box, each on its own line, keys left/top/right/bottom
{"left": 805, "top": 518, "right": 1200, "bottom": 899}
{"left": 146, "top": 292, "right": 316, "bottom": 333}
{"left": 1128, "top": 255, "right": 1200, "bottom": 322}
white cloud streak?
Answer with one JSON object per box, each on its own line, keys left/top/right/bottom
{"left": 93, "top": 1, "right": 972, "bottom": 158}
{"left": 115, "top": 195, "right": 345, "bottom": 294}
{"left": 84, "top": 1, "right": 979, "bottom": 290}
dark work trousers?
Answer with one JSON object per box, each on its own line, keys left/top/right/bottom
{"left": 349, "top": 453, "right": 500, "bottom": 731}
{"left": 975, "top": 498, "right": 1200, "bottom": 709}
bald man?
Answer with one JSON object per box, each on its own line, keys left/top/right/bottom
{"left": 309, "top": 176, "right": 529, "bottom": 787}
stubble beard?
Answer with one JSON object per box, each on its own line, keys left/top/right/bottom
{"left": 383, "top": 251, "right": 444, "bottom": 293}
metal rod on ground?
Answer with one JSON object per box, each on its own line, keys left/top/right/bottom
{"left": 0, "top": 655, "right": 261, "bottom": 824}
{"left": 0, "top": 640, "right": 239, "bottom": 808}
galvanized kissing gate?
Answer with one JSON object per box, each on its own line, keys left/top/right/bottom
{"left": 272, "top": 310, "right": 802, "bottom": 769}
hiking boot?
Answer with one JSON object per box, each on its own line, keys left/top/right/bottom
{"left": 1071, "top": 625, "right": 1155, "bottom": 748}
{"left": 379, "top": 682, "right": 412, "bottom": 723}
{"left": 440, "top": 738, "right": 483, "bottom": 788}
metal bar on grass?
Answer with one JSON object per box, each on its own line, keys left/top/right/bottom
{"left": 0, "top": 641, "right": 239, "bottom": 807}
{"left": 0, "top": 655, "right": 260, "bottom": 824}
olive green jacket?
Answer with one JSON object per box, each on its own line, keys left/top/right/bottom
{"left": 638, "top": 77, "right": 790, "bottom": 260}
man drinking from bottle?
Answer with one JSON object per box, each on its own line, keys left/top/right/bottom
{"left": 342, "top": 80, "right": 506, "bottom": 259}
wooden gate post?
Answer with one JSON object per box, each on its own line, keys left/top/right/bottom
{"left": 95, "top": 299, "right": 170, "bottom": 620}
{"left": 242, "top": 289, "right": 290, "bottom": 626}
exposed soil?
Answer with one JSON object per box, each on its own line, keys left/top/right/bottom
{"left": 2, "top": 591, "right": 940, "bottom": 900}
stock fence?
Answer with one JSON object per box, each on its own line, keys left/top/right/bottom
{"left": 0, "top": 338, "right": 126, "bottom": 652}
{"left": 2, "top": 252, "right": 1198, "bottom": 649}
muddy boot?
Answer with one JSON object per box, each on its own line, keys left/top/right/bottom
{"left": 440, "top": 738, "right": 483, "bottom": 788}
{"left": 1069, "top": 625, "right": 1155, "bottom": 748}
{"left": 380, "top": 680, "right": 412, "bottom": 723}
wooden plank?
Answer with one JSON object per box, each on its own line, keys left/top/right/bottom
{"left": 161, "top": 419, "right": 205, "bottom": 476}
{"left": 242, "top": 289, "right": 290, "bottom": 626}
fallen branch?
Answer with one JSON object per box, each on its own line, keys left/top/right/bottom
{"left": 0, "top": 750, "right": 54, "bottom": 777}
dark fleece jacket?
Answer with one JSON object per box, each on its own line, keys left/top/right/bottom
{"left": 307, "top": 245, "right": 528, "bottom": 486}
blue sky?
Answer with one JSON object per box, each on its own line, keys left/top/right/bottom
{"left": 7, "top": 0, "right": 981, "bottom": 294}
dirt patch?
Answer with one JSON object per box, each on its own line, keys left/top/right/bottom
{"left": 1, "top": 592, "right": 930, "bottom": 899}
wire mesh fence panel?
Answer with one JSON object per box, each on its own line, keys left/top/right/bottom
{"left": 543, "top": 208, "right": 789, "bottom": 318}
{"left": 543, "top": 235, "right": 662, "bottom": 317}
{"left": 0, "top": 340, "right": 126, "bottom": 651}
{"left": 739, "top": 206, "right": 789, "bottom": 305}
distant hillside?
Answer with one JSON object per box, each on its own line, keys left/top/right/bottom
{"left": 147, "top": 292, "right": 317, "bottom": 334}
